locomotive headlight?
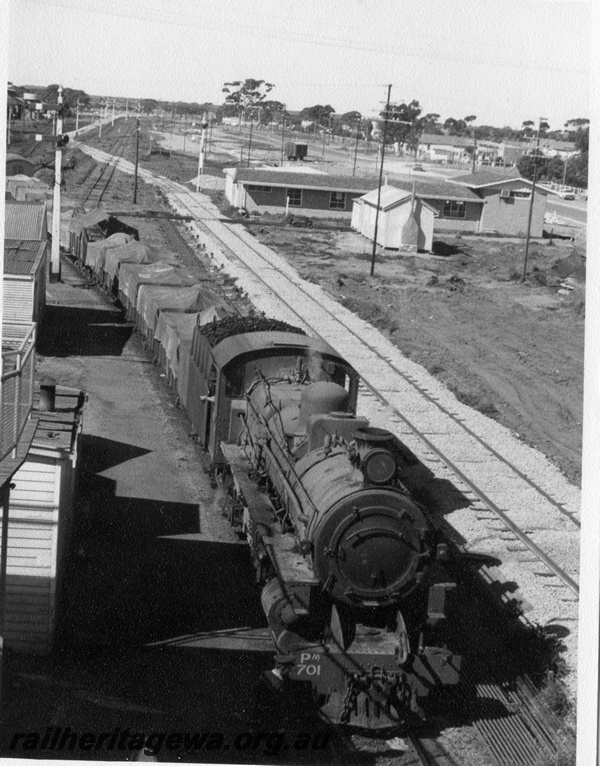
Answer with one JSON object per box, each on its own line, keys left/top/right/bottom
{"left": 362, "top": 449, "right": 396, "bottom": 485}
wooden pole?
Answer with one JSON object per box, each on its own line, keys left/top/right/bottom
{"left": 370, "top": 84, "right": 392, "bottom": 278}
{"left": 50, "top": 85, "right": 63, "bottom": 283}
{"left": 133, "top": 118, "right": 140, "bottom": 204}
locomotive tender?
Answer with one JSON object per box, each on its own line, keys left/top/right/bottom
{"left": 191, "top": 316, "right": 461, "bottom": 730}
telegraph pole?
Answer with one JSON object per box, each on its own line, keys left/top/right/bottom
{"left": 370, "top": 84, "right": 392, "bottom": 278}
{"left": 248, "top": 118, "right": 254, "bottom": 166}
{"left": 196, "top": 120, "right": 208, "bottom": 192}
{"left": 521, "top": 117, "right": 547, "bottom": 282}
{"left": 111, "top": 98, "right": 115, "bottom": 126}
{"left": 75, "top": 99, "right": 80, "bottom": 136}
{"left": 133, "top": 117, "right": 140, "bottom": 204}
{"left": 50, "top": 85, "right": 64, "bottom": 283}
{"left": 352, "top": 117, "right": 361, "bottom": 176}
{"left": 280, "top": 119, "right": 286, "bottom": 166}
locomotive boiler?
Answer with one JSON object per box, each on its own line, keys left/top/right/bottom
{"left": 190, "top": 316, "right": 461, "bottom": 729}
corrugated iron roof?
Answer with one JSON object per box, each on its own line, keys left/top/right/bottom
{"left": 231, "top": 168, "right": 381, "bottom": 192}
{"left": 451, "top": 170, "right": 526, "bottom": 187}
{"left": 3, "top": 239, "right": 47, "bottom": 276}
{"left": 390, "top": 178, "right": 483, "bottom": 202}
{"left": 5, "top": 201, "right": 48, "bottom": 241}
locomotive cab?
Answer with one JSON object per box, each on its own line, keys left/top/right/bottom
{"left": 186, "top": 324, "right": 359, "bottom": 466}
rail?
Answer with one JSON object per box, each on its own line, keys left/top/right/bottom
{"left": 1, "top": 322, "right": 36, "bottom": 461}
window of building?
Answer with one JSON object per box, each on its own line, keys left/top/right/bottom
{"left": 329, "top": 191, "right": 346, "bottom": 210}
{"left": 247, "top": 185, "right": 272, "bottom": 192}
{"left": 441, "top": 200, "right": 467, "bottom": 219}
{"left": 509, "top": 190, "right": 531, "bottom": 199}
{"left": 287, "top": 188, "right": 302, "bottom": 207}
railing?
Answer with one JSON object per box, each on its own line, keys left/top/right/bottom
{"left": 1, "top": 323, "right": 36, "bottom": 462}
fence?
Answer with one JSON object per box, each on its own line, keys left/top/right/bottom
{"left": 0, "top": 323, "right": 36, "bottom": 461}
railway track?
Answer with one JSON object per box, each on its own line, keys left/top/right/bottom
{"left": 78, "top": 128, "right": 136, "bottom": 208}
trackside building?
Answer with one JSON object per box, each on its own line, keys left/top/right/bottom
{"left": 224, "top": 168, "right": 381, "bottom": 219}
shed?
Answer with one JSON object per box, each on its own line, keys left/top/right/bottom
{"left": 1, "top": 385, "right": 85, "bottom": 654}
{"left": 6, "top": 154, "right": 35, "bottom": 177}
{"left": 2, "top": 239, "right": 48, "bottom": 324}
{"left": 352, "top": 185, "right": 437, "bottom": 251}
{"left": 451, "top": 170, "right": 550, "bottom": 237}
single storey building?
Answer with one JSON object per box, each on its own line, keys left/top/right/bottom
{"left": 224, "top": 168, "right": 381, "bottom": 219}
{"left": 450, "top": 170, "right": 550, "bottom": 237}
{"left": 417, "top": 133, "right": 475, "bottom": 164}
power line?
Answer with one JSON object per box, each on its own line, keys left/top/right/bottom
{"left": 25, "top": 0, "right": 588, "bottom": 76}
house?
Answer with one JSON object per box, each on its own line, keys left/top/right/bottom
{"left": 450, "top": 169, "right": 550, "bottom": 236}
{"left": 224, "top": 168, "right": 382, "bottom": 219}
{"left": 417, "top": 133, "right": 475, "bottom": 164}
{"left": 351, "top": 185, "right": 437, "bottom": 251}
{"left": 2, "top": 384, "right": 85, "bottom": 653}
{"left": 531, "top": 138, "right": 578, "bottom": 159}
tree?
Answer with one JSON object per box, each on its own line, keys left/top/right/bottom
{"left": 259, "top": 100, "right": 287, "bottom": 124}
{"left": 380, "top": 100, "right": 423, "bottom": 148}
{"left": 140, "top": 99, "right": 159, "bottom": 114}
{"left": 41, "top": 84, "right": 90, "bottom": 116}
{"left": 222, "top": 79, "right": 275, "bottom": 121}
{"left": 341, "top": 110, "right": 362, "bottom": 124}
{"left": 299, "top": 104, "right": 335, "bottom": 126}
{"left": 517, "top": 150, "right": 549, "bottom": 181}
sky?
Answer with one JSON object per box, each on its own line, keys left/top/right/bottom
{"left": 7, "top": 0, "right": 593, "bottom": 130}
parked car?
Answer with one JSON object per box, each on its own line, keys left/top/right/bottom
{"left": 412, "top": 164, "right": 424, "bottom": 172}
{"left": 557, "top": 190, "right": 576, "bottom": 200}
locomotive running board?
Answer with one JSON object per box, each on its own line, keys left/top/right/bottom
{"left": 221, "top": 443, "right": 318, "bottom": 588}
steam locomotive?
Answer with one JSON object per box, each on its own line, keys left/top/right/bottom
{"left": 190, "top": 316, "right": 461, "bottom": 730}
{"left": 67, "top": 208, "right": 461, "bottom": 730}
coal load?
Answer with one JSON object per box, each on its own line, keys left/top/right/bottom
{"left": 199, "top": 315, "right": 306, "bottom": 346}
